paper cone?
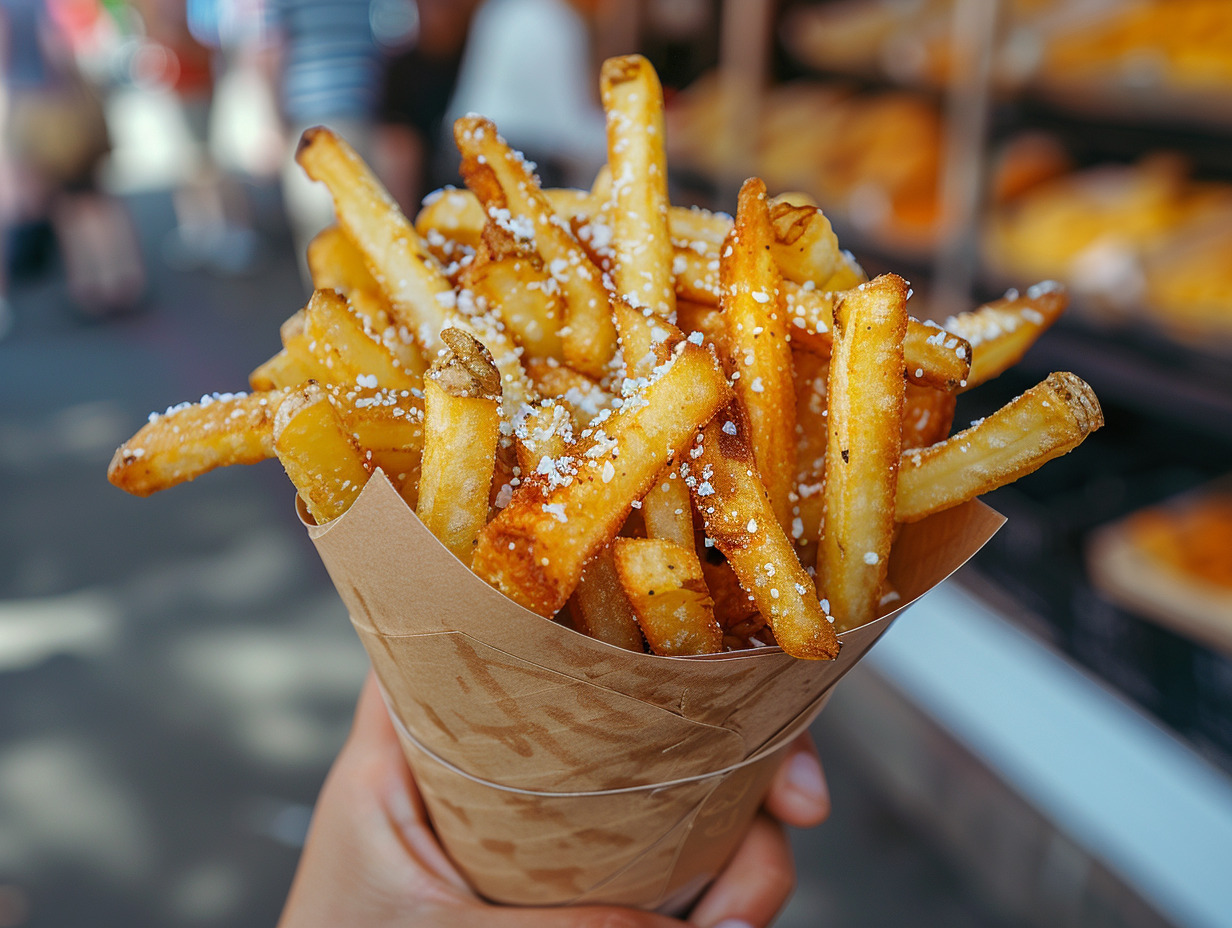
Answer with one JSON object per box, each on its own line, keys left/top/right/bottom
{"left": 304, "top": 471, "right": 1003, "bottom": 909}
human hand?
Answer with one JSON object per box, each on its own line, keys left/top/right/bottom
{"left": 278, "top": 672, "right": 830, "bottom": 928}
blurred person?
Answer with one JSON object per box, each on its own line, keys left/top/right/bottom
{"left": 141, "top": 0, "right": 261, "bottom": 273}
{"left": 0, "top": 0, "right": 144, "bottom": 324}
{"left": 279, "top": 672, "right": 831, "bottom": 928}
{"left": 445, "top": 0, "right": 607, "bottom": 190}
{"left": 371, "top": 0, "right": 481, "bottom": 215}
{"left": 265, "top": 0, "right": 386, "bottom": 266}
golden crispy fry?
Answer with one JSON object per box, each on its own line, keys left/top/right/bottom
{"left": 512, "top": 399, "right": 574, "bottom": 476}
{"left": 687, "top": 406, "right": 838, "bottom": 660}
{"left": 673, "top": 245, "right": 723, "bottom": 305}
{"left": 415, "top": 186, "right": 485, "bottom": 250}
{"left": 612, "top": 537, "right": 721, "bottom": 656}
{"left": 454, "top": 115, "right": 618, "bottom": 379}
{"left": 250, "top": 350, "right": 317, "bottom": 392}
{"left": 819, "top": 274, "right": 908, "bottom": 634}
{"left": 903, "top": 318, "right": 973, "bottom": 392}
{"left": 460, "top": 224, "right": 566, "bottom": 362}
{"left": 296, "top": 127, "right": 454, "bottom": 353}
{"left": 601, "top": 54, "right": 675, "bottom": 321}
{"left": 698, "top": 552, "right": 761, "bottom": 644}
{"left": 612, "top": 299, "right": 696, "bottom": 548}
{"left": 298, "top": 136, "right": 531, "bottom": 407}
{"left": 767, "top": 199, "right": 843, "bottom": 288}
{"left": 791, "top": 348, "right": 829, "bottom": 561}
{"left": 108, "top": 390, "right": 287, "bottom": 496}
{"left": 944, "top": 283, "right": 1068, "bottom": 390}
{"left": 328, "top": 385, "right": 425, "bottom": 506}
{"left": 669, "top": 205, "right": 732, "bottom": 248}
{"left": 416, "top": 329, "right": 503, "bottom": 564}
{"left": 819, "top": 249, "right": 868, "bottom": 290}
{"left": 784, "top": 283, "right": 971, "bottom": 391}
{"left": 523, "top": 358, "right": 613, "bottom": 431}
{"left": 902, "top": 383, "right": 956, "bottom": 451}
{"left": 570, "top": 547, "right": 645, "bottom": 652}
{"left": 642, "top": 469, "right": 695, "bottom": 550}
{"left": 414, "top": 185, "right": 600, "bottom": 251}
{"left": 471, "top": 335, "right": 731, "bottom": 617}
{"left": 274, "top": 381, "right": 371, "bottom": 524}
{"left": 722, "top": 178, "right": 797, "bottom": 533}
{"left": 897, "top": 372, "right": 1103, "bottom": 523}
{"left": 675, "top": 300, "right": 728, "bottom": 357}
{"left": 301, "top": 289, "right": 423, "bottom": 391}
{"left": 307, "top": 225, "right": 379, "bottom": 294}
{"left": 345, "top": 286, "right": 392, "bottom": 334}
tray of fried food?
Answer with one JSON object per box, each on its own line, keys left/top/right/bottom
{"left": 108, "top": 53, "right": 1103, "bottom": 660}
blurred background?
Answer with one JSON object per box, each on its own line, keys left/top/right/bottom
{"left": 2, "top": 0, "right": 1231, "bottom": 925}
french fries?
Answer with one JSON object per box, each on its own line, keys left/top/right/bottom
{"left": 417, "top": 329, "right": 502, "bottom": 564}
{"left": 601, "top": 54, "right": 675, "bottom": 321}
{"left": 108, "top": 390, "right": 287, "bottom": 496}
{"left": 471, "top": 334, "right": 730, "bottom": 617}
{"left": 819, "top": 275, "right": 908, "bottom": 633}
{"left": 721, "top": 178, "right": 797, "bottom": 533}
{"left": 274, "top": 381, "right": 372, "bottom": 524}
{"left": 454, "top": 115, "right": 619, "bottom": 379}
{"left": 897, "top": 372, "right": 1103, "bottom": 523}
{"left": 612, "top": 538, "right": 722, "bottom": 656}
{"left": 307, "top": 225, "right": 380, "bottom": 295}
{"left": 297, "top": 127, "right": 454, "bottom": 354}
{"left": 571, "top": 547, "right": 646, "bottom": 652}
{"left": 109, "top": 54, "right": 1103, "bottom": 661}
{"left": 687, "top": 406, "right": 839, "bottom": 660}
{"left": 945, "top": 282, "right": 1067, "bottom": 390}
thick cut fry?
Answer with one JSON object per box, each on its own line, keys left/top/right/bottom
{"left": 250, "top": 350, "right": 317, "bottom": 391}
{"left": 414, "top": 187, "right": 485, "bottom": 250}
{"left": 721, "top": 178, "right": 797, "bottom": 533}
{"left": 819, "top": 249, "right": 868, "bottom": 290}
{"left": 274, "top": 381, "right": 371, "bottom": 524}
{"left": 767, "top": 199, "right": 843, "bottom": 288}
{"left": 296, "top": 127, "right": 454, "bottom": 354}
{"left": 471, "top": 337, "right": 731, "bottom": 617}
{"left": 687, "top": 406, "right": 839, "bottom": 660}
{"left": 414, "top": 186, "right": 599, "bottom": 250}
{"left": 642, "top": 470, "right": 694, "bottom": 550}
{"left": 301, "top": 289, "right": 423, "bottom": 391}
{"left": 897, "top": 372, "right": 1103, "bottom": 523}
{"left": 673, "top": 246, "right": 723, "bottom": 305}
{"left": 902, "top": 383, "right": 956, "bottom": 451}
{"left": 461, "top": 224, "right": 565, "bottom": 362}
{"left": 612, "top": 298, "right": 695, "bottom": 548}
{"left": 454, "top": 115, "right": 618, "bottom": 379}
{"left": 307, "top": 225, "right": 380, "bottom": 294}
{"left": 944, "top": 282, "right": 1068, "bottom": 390}
{"left": 523, "top": 358, "right": 613, "bottom": 430}
{"left": 819, "top": 274, "right": 908, "bottom": 634}
{"left": 417, "top": 329, "right": 502, "bottom": 564}
{"left": 328, "top": 385, "right": 426, "bottom": 505}
{"left": 791, "top": 348, "right": 829, "bottom": 560}
{"left": 512, "top": 399, "right": 574, "bottom": 476}
{"left": 699, "top": 551, "right": 762, "bottom": 644}
{"left": 601, "top": 54, "right": 675, "bottom": 321}
{"left": 612, "top": 537, "right": 721, "bottom": 656}
{"left": 675, "top": 300, "right": 728, "bottom": 357}
{"left": 109, "top": 390, "right": 287, "bottom": 496}
{"left": 570, "top": 547, "right": 645, "bottom": 652}
{"left": 784, "top": 283, "right": 971, "bottom": 391}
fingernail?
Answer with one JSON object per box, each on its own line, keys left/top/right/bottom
{"left": 785, "top": 750, "right": 826, "bottom": 802}
{"left": 709, "top": 921, "right": 755, "bottom": 928}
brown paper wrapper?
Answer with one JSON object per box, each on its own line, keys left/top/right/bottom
{"left": 304, "top": 471, "right": 1003, "bottom": 909}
